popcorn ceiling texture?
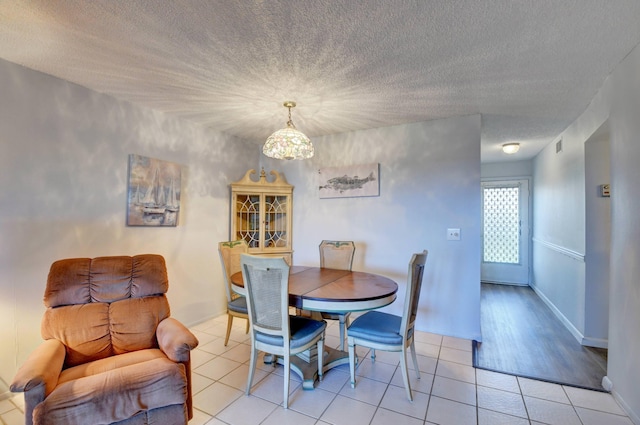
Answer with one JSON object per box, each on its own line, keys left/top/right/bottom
{"left": 1, "top": 0, "right": 639, "bottom": 161}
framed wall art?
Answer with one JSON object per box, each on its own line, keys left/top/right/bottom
{"left": 318, "top": 163, "right": 380, "bottom": 199}
{"left": 126, "top": 154, "right": 182, "bottom": 226}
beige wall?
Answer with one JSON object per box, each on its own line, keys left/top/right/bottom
{"left": 1, "top": 58, "right": 483, "bottom": 400}
{"left": 262, "top": 115, "right": 482, "bottom": 341}
{"left": 0, "top": 58, "right": 256, "bottom": 392}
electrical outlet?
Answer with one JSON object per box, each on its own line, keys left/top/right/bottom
{"left": 447, "top": 228, "right": 461, "bottom": 240}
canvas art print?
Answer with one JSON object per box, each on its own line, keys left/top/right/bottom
{"left": 318, "top": 163, "right": 380, "bottom": 199}
{"left": 127, "top": 154, "right": 181, "bottom": 226}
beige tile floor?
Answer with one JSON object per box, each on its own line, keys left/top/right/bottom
{"left": 1, "top": 314, "right": 634, "bottom": 425}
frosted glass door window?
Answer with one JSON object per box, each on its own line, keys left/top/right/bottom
{"left": 483, "top": 187, "right": 520, "bottom": 264}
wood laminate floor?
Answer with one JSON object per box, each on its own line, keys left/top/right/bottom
{"left": 473, "top": 283, "right": 608, "bottom": 391}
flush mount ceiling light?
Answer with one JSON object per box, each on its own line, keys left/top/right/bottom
{"left": 263, "top": 101, "right": 314, "bottom": 160}
{"left": 502, "top": 143, "right": 520, "bottom": 154}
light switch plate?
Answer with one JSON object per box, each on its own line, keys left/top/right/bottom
{"left": 447, "top": 228, "right": 461, "bottom": 240}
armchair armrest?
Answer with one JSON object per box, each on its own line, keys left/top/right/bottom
{"left": 156, "top": 317, "right": 199, "bottom": 362}
{"left": 10, "top": 339, "right": 66, "bottom": 395}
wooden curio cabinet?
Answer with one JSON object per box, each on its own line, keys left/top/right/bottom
{"left": 230, "top": 169, "right": 293, "bottom": 264}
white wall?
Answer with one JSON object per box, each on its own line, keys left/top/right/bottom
{"left": 481, "top": 159, "right": 533, "bottom": 179}
{"left": 531, "top": 73, "right": 611, "bottom": 342}
{"left": 608, "top": 41, "right": 640, "bottom": 424}
{"left": 532, "top": 41, "right": 640, "bottom": 421}
{"left": 261, "top": 115, "right": 483, "bottom": 341}
{"left": 0, "top": 59, "right": 256, "bottom": 393}
{"left": 584, "top": 126, "right": 610, "bottom": 346}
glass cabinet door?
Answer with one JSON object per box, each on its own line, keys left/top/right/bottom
{"left": 264, "top": 195, "right": 289, "bottom": 249}
{"left": 234, "top": 194, "right": 260, "bottom": 248}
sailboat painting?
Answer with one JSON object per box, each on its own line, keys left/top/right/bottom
{"left": 127, "top": 154, "right": 182, "bottom": 226}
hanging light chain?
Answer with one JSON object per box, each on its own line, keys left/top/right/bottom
{"left": 285, "top": 101, "right": 296, "bottom": 128}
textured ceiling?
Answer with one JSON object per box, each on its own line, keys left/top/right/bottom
{"left": 2, "top": 1, "right": 640, "bottom": 162}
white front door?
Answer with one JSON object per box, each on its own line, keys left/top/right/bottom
{"left": 481, "top": 179, "right": 530, "bottom": 285}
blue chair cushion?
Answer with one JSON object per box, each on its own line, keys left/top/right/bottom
{"left": 228, "top": 296, "right": 248, "bottom": 314}
{"left": 347, "top": 311, "right": 404, "bottom": 345}
{"left": 256, "top": 316, "right": 326, "bottom": 349}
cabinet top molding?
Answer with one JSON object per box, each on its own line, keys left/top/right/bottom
{"left": 231, "top": 168, "right": 292, "bottom": 188}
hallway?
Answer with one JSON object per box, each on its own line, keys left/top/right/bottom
{"left": 474, "top": 283, "right": 607, "bottom": 391}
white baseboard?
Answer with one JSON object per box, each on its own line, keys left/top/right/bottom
{"left": 481, "top": 280, "right": 529, "bottom": 286}
{"left": 530, "top": 284, "right": 609, "bottom": 349}
{"left": 607, "top": 378, "right": 640, "bottom": 425}
{"left": 184, "top": 311, "right": 225, "bottom": 329}
{"left": 0, "top": 378, "right": 10, "bottom": 401}
{"left": 582, "top": 336, "right": 608, "bottom": 349}
{"left": 530, "top": 284, "right": 585, "bottom": 344}
{"left": 0, "top": 387, "right": 10, "bottom": 401}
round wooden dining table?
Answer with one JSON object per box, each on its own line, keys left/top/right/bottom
{"left": 230, "top": 265, "right": 398, "bottom": 388}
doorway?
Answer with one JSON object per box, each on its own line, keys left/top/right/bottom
{"left": 481, "top": 179, "right": 530, "bottom": 285}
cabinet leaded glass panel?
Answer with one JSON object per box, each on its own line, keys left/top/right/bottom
{"left": 235, "top": 194, "right": 260, "bottom": 248}
{"left": 264, "top": 195, "right": 288, "bottom": 248}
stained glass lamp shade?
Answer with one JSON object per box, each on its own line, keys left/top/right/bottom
{"left": 263, "top": 101, "right": 314, "bottom": 160}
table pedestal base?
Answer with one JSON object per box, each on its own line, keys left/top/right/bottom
{"left": 264, "top": 346, "right": 350, "bottom": 389}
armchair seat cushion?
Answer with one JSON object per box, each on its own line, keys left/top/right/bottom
{"left": 33, "top": 356, "right": 187, "bottom": 425}
{"left": 57, "top": 349, "right": 166, "bottom": 386}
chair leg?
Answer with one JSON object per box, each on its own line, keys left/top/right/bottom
{"left": 283, "top": 353, "right": 291, "bottom": 409}
{"left": 245, "top": 318, "right": 250, "bottom": 334}
{"left": 224, "top": 314, "right": 233, "bottom": 346}
{"left": 410, "top": 338, "right": 420, "bottom": 379}
{"left": 317, "top": 337, "right": 324, "bottom": 382}
{"left": 348, "top": 339, "right": 356, "bottom": 388}
{"left": 399, "top": 347, "right": 413, "bottom": 401}
{"left": 246, "top": 346, "right": 257, "bottom": 396}
{"left": 371, "top": 349, "right": 376, "bottom": 361}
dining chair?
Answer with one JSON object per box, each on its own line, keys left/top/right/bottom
{"left": 218, "top": 240, "right": 250, "bottom": 346}
{"left": 319, "top": 240, "right": 355, "bottom": 351}
{"left": 347, "top": 250, "right": 428, "bottom": 401}
{"left": 241, "top": 254, "right": 327, "bottom": 409}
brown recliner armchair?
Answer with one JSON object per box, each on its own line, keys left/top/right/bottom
{"left": 10, "top": 255, "right": 199, "bottom": 425}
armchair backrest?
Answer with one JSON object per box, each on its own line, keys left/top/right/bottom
{"left": 400, "top": 250, "right": 428, "bottom": 339}
{"left": 319, "top": 240, "right": 355, "bottom": 271}
{"left": 41, "top": 255, "right": 170, "bottom": 368}
{"left": 218, "top": 240, "right": 249, "bottom": 302}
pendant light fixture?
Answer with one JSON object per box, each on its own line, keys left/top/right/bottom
{"left": 263, "top": 101, "right": 314, "bottom": 160}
